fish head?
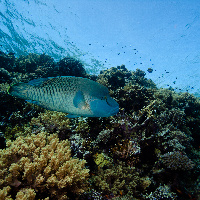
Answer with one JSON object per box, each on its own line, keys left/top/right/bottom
{"left": 89, "top": 95, "right": 119, "bottom": 117}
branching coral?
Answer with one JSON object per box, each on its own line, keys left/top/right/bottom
{"left": 159, "top": 151, "right": 195, "bottom": 170}
{"left": 115, "top": 84, "right": 154, "bottom": 114}
{"left": 0, "top": 132, "right": 89, "bottom": 199}
{"left": 113, "top": 140, "right": 140, "bottom": 157}
{"left": 92, "top": 161, "right": 140, "bottom": 197}
{"left": 144, "top": 185, "right": 177, "bottom": 200}
{"left": 17, "top": 110, "right": 73, "bottom": 141}
{"left": 157, "top": 127, "right": 193, "bottom": 152}
{"left": 29, "top": 110, "right": 71, "bottom": 134}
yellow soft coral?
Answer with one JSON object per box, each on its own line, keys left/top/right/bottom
{"left": 0, "top": 132, "right": 89, "bottom": 199}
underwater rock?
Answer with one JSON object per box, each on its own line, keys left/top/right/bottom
{"left": 130, "top": 68, "right": 156, "bottom": 88}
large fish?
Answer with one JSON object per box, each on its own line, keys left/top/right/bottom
{"left": 8, "top": 76, "right": 119, "bottom": 118}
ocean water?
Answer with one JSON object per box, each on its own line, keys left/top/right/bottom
{"left": 1, "top": 0, "right": 200, "bottom": 95}
{"left": 0, "top": 1, "right": 200, "bottom": 199}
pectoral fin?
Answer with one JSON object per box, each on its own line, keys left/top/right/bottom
{"left": 73, "top": 90, "right": 87, "bottom": 109}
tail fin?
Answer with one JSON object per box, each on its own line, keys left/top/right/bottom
{"left": 8, "top": 82, "right": 30, "bottom": 100}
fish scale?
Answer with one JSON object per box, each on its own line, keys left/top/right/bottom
{"left": 9, "top": 76, "right": 119, "bottom": 118}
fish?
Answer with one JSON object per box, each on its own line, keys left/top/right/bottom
{"left": 8, "top": 76, "right": 119, "bottom": 118}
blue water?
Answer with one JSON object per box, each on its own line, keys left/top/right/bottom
{"left": 1, "top": 0, "right": 200, "bottom": 95}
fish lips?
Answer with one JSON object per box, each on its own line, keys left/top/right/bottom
{"left": 108, "top": 105, "right": 119, "bottom": 116}
{"left": 90, "top": 97, "right": 119, "bottom": 117}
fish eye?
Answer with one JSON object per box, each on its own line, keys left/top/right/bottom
{"left": 101, "top": 96, "right": 107, "bottom": 100}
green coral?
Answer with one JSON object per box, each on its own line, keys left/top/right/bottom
{"left": 94, "top": 153, "right": 111, "bottom": 168}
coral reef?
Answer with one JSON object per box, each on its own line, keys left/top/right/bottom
{"left": 159, "top": 151, "right": 195, "bottom": 170}
{"left": 92, "top": 161, "right": 140, "bottom": 197}
{"left": 28, "top": 111, "right": 72, "bottom": 136}
{"left": 97, "top": 66, "right": 156, "bottom": 91}
{"left": 0, "top": 53, "right": 87, "bottom": 140}
{"left": 0, "top": 68, "right": 11, "bottom": 84}
{"left": 14, "top": 53, "right": 56, "bottom": 76}
{"left": 0, "top": 86, "right": 43, "bottom": 141}
{"left": 0, "top": 51, "right": 15, "bottom": 72}
{"left": 94, "top": 153, "right": 111, "bottom": 168}
{"left": 0, "top": 132, "right": 89, "bottom": 199}
{"left": 58, "top": 56, "right": 86, "bottom": 77}
{"left": 0, "top": 51, "right": 199, "bottom": 199}
{"left": 144, "top": 185, "right": 177, "bottom": 200}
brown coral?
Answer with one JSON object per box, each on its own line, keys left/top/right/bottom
{"left": 29, "top": 110, "right": 71, "bottom": 135}
{"left": 93, "top": 161, "right": 140, "bottom": 197}
{"left": 57, "top": 56, "right": 86, "bottom": 77}
{"left": 0, "top": 132, "right": 89, "bottom": 199}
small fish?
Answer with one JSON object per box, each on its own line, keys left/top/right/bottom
{"left": 8, "top": 76, "right": 119, "bottom": 118}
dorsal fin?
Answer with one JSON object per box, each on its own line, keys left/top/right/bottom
{"left": 28, "top": 78, "right": 49, "bottom": 86}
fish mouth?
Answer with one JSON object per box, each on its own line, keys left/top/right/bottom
{"left": 107, "top": 98, "right": 119, "bottom": 116}
{"left": 109, "top": 106, "right": 119, "bottom": 116}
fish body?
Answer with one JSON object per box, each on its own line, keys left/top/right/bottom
{"left": 9, "top": 76, "right": 119, "bottom": 118}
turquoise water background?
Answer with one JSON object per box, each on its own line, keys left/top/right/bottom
{"left": 1, "top": 0, "right": 200, "bottom": 95}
